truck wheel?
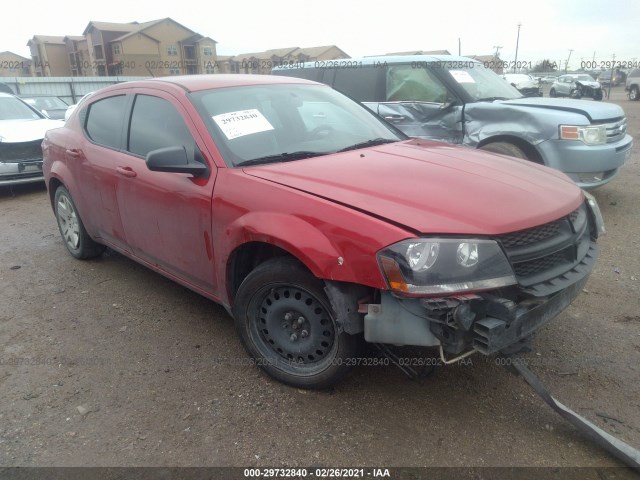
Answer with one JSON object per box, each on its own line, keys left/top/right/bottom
{"left": 54, "top": 186, "right": 105, "bottom": 259}
{"left": 479, "top": 142, "right": 528, "bottom": 160}
{"left": 232, "top": 257, "right": 361, "bottom": 389}
{"left": 630, "top": 86, "right": 639, "bottom": 101}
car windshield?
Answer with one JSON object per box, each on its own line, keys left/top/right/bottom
{"left": 440, "top": 64, "right": 523, "bottom": 101}
{"left": 0, "top": 96, "right": 43, "bottom": 120}
{"left": 190, "top": 84, "right": 403, "bottom": 167}
{"left": 23, "top": 97, "right": 68, "bottom": 110}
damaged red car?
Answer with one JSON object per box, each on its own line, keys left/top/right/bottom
{"left": 42, "top": 75, "right": 604, "bottom": 389}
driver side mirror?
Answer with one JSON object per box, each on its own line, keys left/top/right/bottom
{"left": 146, "top": 146, "right": 209, "bottom": 178}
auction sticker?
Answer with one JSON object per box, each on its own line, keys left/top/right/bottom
{"left": 213, "top": 109, "right": 274, "bottom": 140}
{"left": 449, "top": 70, "right": 475, "bottom": 83}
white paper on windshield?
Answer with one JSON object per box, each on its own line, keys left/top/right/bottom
{"left": 449, "top": 70, "right": 475, "bottom": 84}
{"left": 212, "top": 109, "right": 274, "bottom": 140}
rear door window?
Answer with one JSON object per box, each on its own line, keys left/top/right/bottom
{"left": 386, "top": 65, "right": 449, "bottom": 103}
{"left": 84, "top": 95, "right": 128, "bottom": 148}
{"left": 332, "top": 67, "right": 382, "bottom": 102}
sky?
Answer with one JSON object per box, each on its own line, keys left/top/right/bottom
{"left": 2, "top": 0, "right": 638, "bottom": 71}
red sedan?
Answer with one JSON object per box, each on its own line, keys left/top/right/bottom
{"left": 43, "top": 74, "right": 603, "bottom": 388}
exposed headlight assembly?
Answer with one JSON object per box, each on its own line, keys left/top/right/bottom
{"left": 559, "top": 125, "right": 606, "bottom": 145}
{"left": 378, "top": 238, "right": 517, "bottom": 296}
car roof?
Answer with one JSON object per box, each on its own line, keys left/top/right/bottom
{"left": 274, "top": 54, "right": 481, "bottom": 69}
{"left": 94, "top": 74, "right": 320, "bottom": 95}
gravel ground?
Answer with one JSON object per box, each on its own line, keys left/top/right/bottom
{"left": 0, "top": 87, "right": 639, "bottom": 471}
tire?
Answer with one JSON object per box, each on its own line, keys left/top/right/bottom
{"left": 479, "top": 142, "right": 528, "bottom": 160}
{"left": 630, "top": 86, "right": 639, "bottom": 101}
{"left": 570, "top": 88, "right": 582, "bottom": 99}
{"left": 232, "top": 257, "right": 361, "bottom": 389}
{"left": 549, "top": 88, "right": 557, "bottom": 98}
{"left": 593, "top": 90, "right": 603, "bottom": 101}
{"left": 54, "top": 186, "right": 105, "bottom": 259}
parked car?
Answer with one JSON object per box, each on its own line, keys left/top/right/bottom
{"left": 273, "top": 56, "right": 632, "bottom": 188}
{"left": 625, "top": 68, "right": 640, "bottom": 101}
{"left": 550, "top": 74, "right": 604, "bottom": 100}
{"left": 503, "top": 73, "right": 542, "bottom": 97}
{"left": 43, "top": 75, "right": 604, "bottom": 389}
{"left": 20, "top": 96, "right": 69, "bottom": 120}
{"left": 0, "top": 92, "right": 64, "bottom": 185}
{"left": 597, "top": 70, "right": 626, "bottom": 87}
{"left": 64, "top": 92, "right": 94, "bottom": 121}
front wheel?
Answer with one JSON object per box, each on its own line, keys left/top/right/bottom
{"left": 54, "top": 186, "right": 105, "bottom": 259}
{"left": 549, "top": 88, "right": 557, "bottom": 97}
{"left": 593, "top": 90, "right": 603, "bottom": 101}
{"left": 479, "top": 142, "right": 528, "bottom": 160}
{"left": 232, "top": 258, "right": 362, "bottom": 389}
{"left": 630, "top": 86, "right": 639, "bottom": 101}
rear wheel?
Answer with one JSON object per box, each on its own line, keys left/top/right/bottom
{"left": 54, "top": 186, "right": 105, "bottom": 259}
{"left": 232, "top": 258, "right": 361, "bottom": 389}
{"left": 479, "top": 142, "right": 528, "bottom": 160}
{"left": 630, "top": 86, "right": 639, "bottom": 101}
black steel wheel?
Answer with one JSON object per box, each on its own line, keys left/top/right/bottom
{"left": 629, "top": 86, "right": 639, "bottom": 101}
{"left": 54, "top": 186, "right": 105, "bottom": 259}
{"left": 232, "top": 257, "right": 361, "bottom": 389}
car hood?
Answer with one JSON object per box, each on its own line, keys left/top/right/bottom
{"left": 0, "top": 118, "right": 64, "bottom": 142}
{"left": 244, "top": 139, "right": 583, "bottom": 235}
{"left": 500, "top": 97, "right": 620, "bottom": 122}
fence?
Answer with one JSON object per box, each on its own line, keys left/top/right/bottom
{"left": 0, "top": 76, "right": 146, "bottom": 104}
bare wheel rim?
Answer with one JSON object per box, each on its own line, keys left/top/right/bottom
{"left": 248, "top": 284, "right": 339, "bottom": 376}
{"left": 56, "top": 194, "right": 80, "bottom": 250}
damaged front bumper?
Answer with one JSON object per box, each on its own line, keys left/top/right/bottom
{"left": 0, "top": 160, "right": 44, "bottom": 185}
{"left": 363, "top": 199, "right": 600, "bottom": 356}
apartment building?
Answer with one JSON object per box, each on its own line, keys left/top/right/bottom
{"left": 81, "top": 18, "right": 217, "bottom": 76}
{"left": 0, "top": 51, "right": 32, "bottom": 77}
{"left": 27, "top": 36, "right": 72, "bottom": 76}
{"left": 220, "top": 45, "right": 350, "bottom": 74}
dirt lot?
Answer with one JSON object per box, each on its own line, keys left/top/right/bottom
{"left": 1, "top": 87, "right": 639, "bottom": 471}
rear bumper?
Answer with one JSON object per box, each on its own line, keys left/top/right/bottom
{"left": 0, "top": 160, "right": 44, "bottom": 186}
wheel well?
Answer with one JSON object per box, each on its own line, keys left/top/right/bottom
{"left": 477, "top": 136, "right": 545, "bottom": 165}
{"left": 227, "top": 242, "right": 303, "bottom": 302}
{"left": 48, "top": 178, "right": 63, "bottom": 208}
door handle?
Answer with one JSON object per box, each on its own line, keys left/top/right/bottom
{"left": 65, "top": 148, "right": 81, "bottom": 158}
{"left": 116, "top": 166, "right": 137, "bottom": 178}
{"left": 383, "top": 114, "right": 406, "bottom": 122}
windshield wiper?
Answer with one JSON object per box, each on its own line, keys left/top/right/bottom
{"left": 236, "top": 151, "right": 323, "bottom": 167}
{"left": 336, "top": 138, "right": 398, "bottom": 153}
{"left": 475, "top": 96, "right": 511, "bottom": 102}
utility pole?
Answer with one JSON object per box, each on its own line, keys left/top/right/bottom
{"left": 513, "top": 23, "right": 521, "bottom": 72}
{"left": 565, "top": 49, "right": 574, "bottom": 73}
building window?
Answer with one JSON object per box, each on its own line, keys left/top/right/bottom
{"left": 203, "top": 46, "right": 213, "bottom": 56}
{"left": 167, "top": 45, "right": 177, "bottom": 56}
{"left": 112, "top": 44, "right": 121, "bottom": 55}
{"left": 205, "top": 65, "right": 215, "bottom": 74}
{"left": 169, "top": 67, "right": 180, "bottom": 75}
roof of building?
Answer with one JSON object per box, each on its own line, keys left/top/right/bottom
{"left": 27, "top": 35, "right": 66, "bottom": 45}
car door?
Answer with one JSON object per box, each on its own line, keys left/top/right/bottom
{"left": 558, "top": 76, "right": 572, "bottom": 96}
{"left": 114, "top": 90, "right": 218, "bottom": 294}
{"left": 72, "top": 94, "right": 129, "bottom": 251}
{"left": 377, "top": 64, "right": 463, "bottom": 143}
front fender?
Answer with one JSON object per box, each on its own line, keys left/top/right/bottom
{"left": 221, "top": 211, "right": 353, "bottom": 282}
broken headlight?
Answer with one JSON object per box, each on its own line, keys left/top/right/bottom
{"left": 378, "top": 238, "right": 517, "bottom": 296}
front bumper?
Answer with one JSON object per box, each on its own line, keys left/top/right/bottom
{"left": 0, "top": 160, "right": 44, "bottom": 186}
{"left": 537, "top": 134, "right": 633, "bottom": 189}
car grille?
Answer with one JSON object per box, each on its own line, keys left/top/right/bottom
{"left": 597, "top": 118, "right": 627, "bottom": 143}
{"left": 0, "top": 140, "right": 43, "bottom": 162}
{"left": 496, "top": 203, "right": 597, "bottom": 296}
